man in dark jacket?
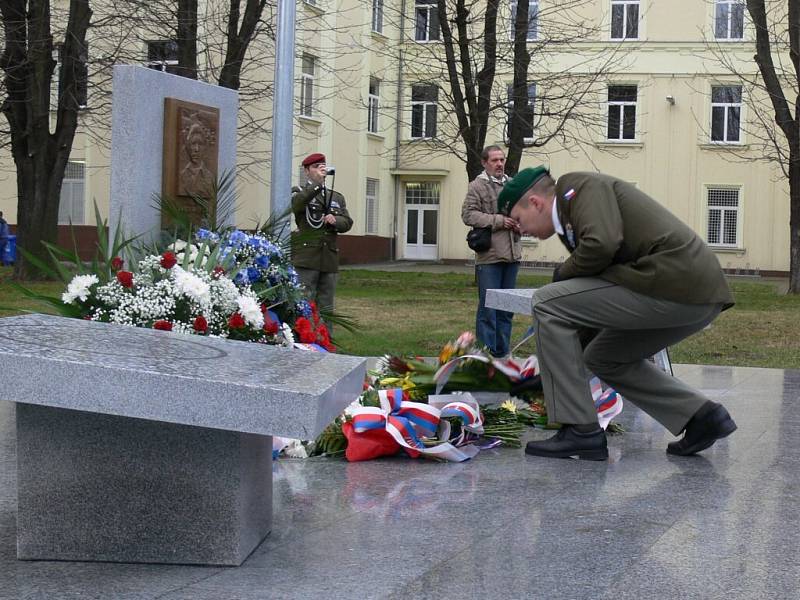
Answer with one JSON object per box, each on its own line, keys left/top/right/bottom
{"left": 499, "top": 167, "right": 737, "bottom": 461}
{"left": 292, "top": 153, "right": 353, "bottom": 322}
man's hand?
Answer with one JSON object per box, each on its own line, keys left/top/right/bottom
{"left": 323, "top": 214, "right": 337, "bottom": 226}
{"left": 502, "top": 216, "right": 520, "bottom": 232}
{"left": 552, "top": 265, "right": 565, "bottom": 282}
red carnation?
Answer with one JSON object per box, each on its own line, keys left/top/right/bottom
{"left": 160, "top": 251, "right": 178, "bottom": 269}
{"left": 294, "top": 317, "right": 316, "bottom": 343}
{"left": 212, "top": 266, "right": 225, "bottom": 278}
{"left": 110, "top": 256, "right": 124, "bottom": 271}
{"left": 228, "top": 312, "right": 246, "bottom": 329}
{"left": 153, "top": 320, "right": 173, "bottom": 331}
{"left": 263, "top": 316, "right": 279, "bottom": 336}
{"left": 116, "top": 270, "right": 134, "bottom": 288}
{"left": 193, "top": 315, "right": 208, "bottom": 334}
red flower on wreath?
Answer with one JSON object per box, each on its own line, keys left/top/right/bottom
{"left": 153, "top": 320, "right": 173, "bottom": 331}
{"left": 160, "top": 251, "right": 178, "bottom": 269}
{"left": 294, "top": 317, "right": 316, "bottom": 344}
{"left": 116, "top": 271, "right": 134, "bottom": 288}
{"left": 228, "top": 312, "right": 246, "bottom": 329}
{"left": 110, "top": 256, "right": 124, "bottom": 271}
{"left": 212, "top": 266, "right": 225, "bottom": 278}
{"left": 263, "top": 315, "right": 279, "bottom": 336}
{"left": 193, "top": 315, "right": 208, "bottom": 334}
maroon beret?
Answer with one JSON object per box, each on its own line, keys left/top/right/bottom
{"left": 301, "top": 153, "right": 326, "bottom": 167}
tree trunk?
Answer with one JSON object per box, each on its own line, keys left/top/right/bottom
{"left": 0, "top": 0, "right": 91, "bottom": 279}
{"left": 505, "top": 0, "right": 532, "bottom": 176}
{"left": 176, "top": 0, "right": 198, "bottom": 79}
{"left": 218, "top": 0, "right": 267, "bottom": 90}
{"left": 789, "top": 151, "right": 800, "bottom": 293}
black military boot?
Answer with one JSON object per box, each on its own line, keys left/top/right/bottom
{"left": 667, "top": 401, "right": 737, "bottom": 456}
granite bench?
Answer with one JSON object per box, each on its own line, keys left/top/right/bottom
{"left": 486, "top": 288, "right": 673, "bottom": 373}
{"left": 0, "top": 314, "right": 366, "bottom": 566}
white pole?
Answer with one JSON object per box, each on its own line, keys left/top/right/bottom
{"left": 270, "top": 0, "right": 296, "bottom": 235}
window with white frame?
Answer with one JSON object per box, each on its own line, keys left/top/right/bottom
{"left": 372, "top": 0, "right": 384, "bottom": 33}
{"left": 707, "top": 187, "right": 740, "bottom": 247}
{"left": 368, "top": 77, "right": 380, "bottom": 133}
{"left": 411, "top": 84, "right": 438, "bottom": 139}
{"left": 711, "top": 85, "right": 742, "bottom": 142}
{"left": 510, "top": 0, "right": 539, "bottom": 41}
{"left": 299, "top": 54, "right": 316, "bottom": 117}
{"left": 506, "top": 83, "right": 537, "bottom": 140}
{"left": 611, "top": 0, "right": 639, "bottom": 40}
{"left": 365, "top": 178, "right": 379, "bottom": 234}
{"left": 146, "top": 40, "right": 180, "bottom": 74}
{"left": 405, "top": 182, "right": 440, "bottom": 204}
{"left": 58, "top": 161, "right": 85, "bottom": 225}
{"left": 715, "top": 0, "right": 744, "bottom": 39}
{"left": 607, "top": 85, "right": 637, "bottom": 140}
{"left": 415, "top": 0, "right": 440, "bottom": 42}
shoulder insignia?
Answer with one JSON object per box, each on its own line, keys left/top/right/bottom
{"left": 564, "top": 188, "right": 576, "bottom": 201}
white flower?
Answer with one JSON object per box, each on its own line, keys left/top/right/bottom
{"left": 237, "top": 295, "right": 264, "bottom": 329}
{"left": 62, "top": 274, "right": 99, "bottom": 304}
{"left": 281, "top": 322, "right": 295, "bottom": 346}
{"left": 172, "top": 267, "right": 211, "bottom": 305}
{"left": 168, "top": 239, "right": 187, "bottom": 252}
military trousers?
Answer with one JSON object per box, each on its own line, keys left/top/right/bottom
{"left": 296, "top": 268, "right": 338, "bottom": 332}
{"left": 532, "top": 277, "right": 723, "bottom": 435}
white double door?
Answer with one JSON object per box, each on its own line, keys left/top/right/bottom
{"left": 404, "top": 204, "right": 438, "bottom": 260}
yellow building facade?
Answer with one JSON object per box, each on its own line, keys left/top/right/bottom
{"left": 0, "top": 0, "right": 790, "bottom": 275}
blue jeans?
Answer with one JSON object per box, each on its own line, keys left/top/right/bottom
{"left": 476, "top": 262, "right": 520, "bottom": 357}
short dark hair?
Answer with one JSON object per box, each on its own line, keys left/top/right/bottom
{"left": 480, "top": 145, "right": 504, "bottom": 161}
{"left": 531, "top": 172, "right": 556, "bottom": 197}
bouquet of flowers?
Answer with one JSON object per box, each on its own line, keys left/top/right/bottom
{"left": 61, "top": 247, "right": 294, "bottom": 345}
{"left": 194, "top": 228, "right": 334, "bottom": 351}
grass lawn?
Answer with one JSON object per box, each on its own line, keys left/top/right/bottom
{"left": 2, "top": 266, "right": 799, "bottom": 369}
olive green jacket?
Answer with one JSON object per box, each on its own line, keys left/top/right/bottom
{"left": 555, "top": 172, "right": 734, "bottom": 308}
{"left": 291, "top": 182, "right": 353, "bottom": 273}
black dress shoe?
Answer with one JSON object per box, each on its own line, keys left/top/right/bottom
{"left": 525, "top": 426, "right": 608, "bottom": 461}
{"left": 667, "top": 401, "right": 737, "bottom": 456}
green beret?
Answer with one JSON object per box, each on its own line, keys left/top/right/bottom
{"left": 497, "top": 166, "right": 549, "bottom": 214}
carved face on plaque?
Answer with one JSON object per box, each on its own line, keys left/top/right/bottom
{"left": 178, "top": 112, "right": 216, "bottom": 198}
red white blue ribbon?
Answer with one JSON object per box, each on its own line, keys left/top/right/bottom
{"left": 590, "top": 376, "right": 623, "bottom": 430}
{"left": 350, "top": 389, "right": 483, "bottom": 462}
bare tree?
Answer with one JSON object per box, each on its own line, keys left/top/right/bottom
{"left": 0, "top": 0, "right": 91, "bottom": 278}
{"left": 747, "top": 0, "right": 799, "bottom": 292}
{"left": 705, "top": 0, "right": 799, "bottom": 291}
{"left": 400, "top": 0, "right": 629, "bottom": 180}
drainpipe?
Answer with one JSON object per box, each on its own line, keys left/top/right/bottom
{"left": 392, "top": 0, "right": 408, "bottom": 261}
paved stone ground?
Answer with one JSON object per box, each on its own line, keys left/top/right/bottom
{"left": 1, "top": 364, "right": 798, "bottom": 599}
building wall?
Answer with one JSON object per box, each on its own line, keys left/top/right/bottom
{"left": 0, "top": 0, "right": 790, "bottom": 274}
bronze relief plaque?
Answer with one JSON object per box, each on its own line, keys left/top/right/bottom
{"left": 162, "top": 98, "right": 220, "bottom": 228}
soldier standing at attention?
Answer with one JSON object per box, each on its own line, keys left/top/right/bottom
{"left": 499, "top": 167, "right": 736, "bottom": 461}
{"left": 291, "top": 153, "right": 353, "bottom": 326}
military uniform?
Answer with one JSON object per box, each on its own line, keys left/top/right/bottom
{"left": 533, "top": 172, "right": 734, "bottom": 434}
{"left": 291, "top": 181, "right": 353, "bottom": 316}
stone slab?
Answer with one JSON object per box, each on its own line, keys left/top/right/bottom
{"left": 0, "top": 314, "right": 366, "bottom": 440}
{"left": 109, "top": 65, "right": 238, "bottom": 246}
{"left": 16, "top": 403, "right": 271, "bottom": 566}
{"left": 486, "top": 287, "right": 672, "bottom": 373}
{"left": 485, "top": 287, "right": 536, "bottom": 315}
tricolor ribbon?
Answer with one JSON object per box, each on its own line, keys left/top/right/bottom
{"left": 590, "top": 376, "right": 623, "bottom": 430}
{"left": 350, "top": 389, "right": 483, "bottom": 462}
{"left": 433, "top": 354, "right": 540, "bottom": 394}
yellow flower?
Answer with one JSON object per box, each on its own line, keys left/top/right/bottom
{"left": 500, "top": 399, "right": 518, "bottom": 414}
